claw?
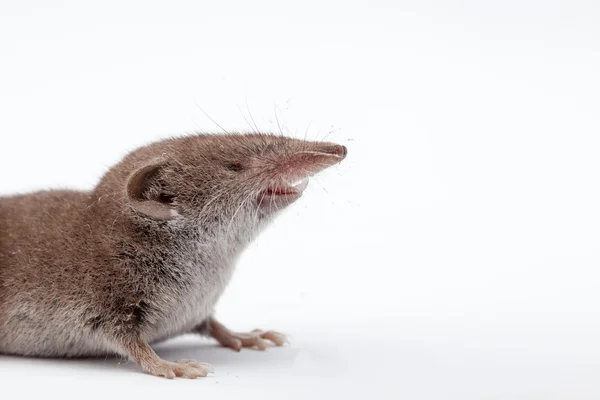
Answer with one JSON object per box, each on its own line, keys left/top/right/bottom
{"left": 209, "top": 319, "right": 288, "bottom": 352}
{"left": 253, "top": 337, "right": 268, "bottom": 350}
{"left": 177, "top": 359, "right": 215, "bottom": 374}
{"left": 143, "top": 359, "right": 211, "bottom": 379}
{"left": 231, "top": 338, "right": 242, "bottom": 352}
{"left": 262, "top": 330, "right": 286, "bottom": 346}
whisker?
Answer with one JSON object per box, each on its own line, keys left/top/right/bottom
{"left": 193, "top": 100, "right": 230, "bottom": 134}
{"left": 274, "top": 103, "right": 284, "bottom": 136}
{"left": 303, "top": 121, "right": 312, "bottom": 142}
{"left": 321, "top": 125, "right": 341, "bottom": 142}
{"left": 245, "top": 97, "right": 261, "bottom": 133}
{"left": 226, "top": 190, "right": 256, "bottom": 233}
{"left": 237, "top": 104, "right": 259, "bottom": 134}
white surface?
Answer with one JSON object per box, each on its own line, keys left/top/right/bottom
{"left": 1, "top": 0, "right": 600, "bottom": 399}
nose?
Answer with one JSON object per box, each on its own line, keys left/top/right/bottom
{"left": 328, "top": 144, "right": 348, "bottom": 160}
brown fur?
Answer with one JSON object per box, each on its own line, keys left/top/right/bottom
{"left": 0, "top": 132, "right": 346, "bottom": 378}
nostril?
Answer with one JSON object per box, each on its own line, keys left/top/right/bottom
{"left": 333, "top": 145, "right": 348, "bottom": 159}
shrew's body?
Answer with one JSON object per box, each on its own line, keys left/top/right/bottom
{"left": 0, "top": 133, "right": 346, "bottom": 378}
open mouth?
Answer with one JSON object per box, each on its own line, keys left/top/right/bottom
{"left": 265, "top": 178, "right": 309, "bottom": 196}
{"left": 257, "top": 178, "right": 309, "bottom": 209}
{"left": 255, "top": 142, "right": 347, "bottom": 212}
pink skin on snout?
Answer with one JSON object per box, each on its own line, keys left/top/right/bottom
{"left": 256, "top": 144, "right": 347, "bottom": 211}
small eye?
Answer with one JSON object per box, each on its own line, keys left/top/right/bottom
{"left": 158, "top": 193, "right": 176, "bottom": 204}
{"left": 227, "top": 162, "right": 243, "bottom": 172}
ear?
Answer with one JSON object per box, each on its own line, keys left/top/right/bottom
{"left": 126, "top": 162, "right": 177, "bottom": 221}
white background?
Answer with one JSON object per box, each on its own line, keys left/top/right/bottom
{"left": 1, "top": 0, "right": 600, "bottom": 399}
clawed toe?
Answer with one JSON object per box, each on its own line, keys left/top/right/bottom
{"left": 177, "top": 359, "right": 215, "bottom": 374}
{"left": 260, "top": 330, "right": 286, "bottom": 346}
{"left": 144, "top": 359, "right": 213, "bottom": 379}
{"left": 209, "top": 319, "right": 288, "bottom": 352}
{"left": 250, "top": 329, "right": 287, "bottom": 347}
{"left": 225, "top": 329, "right": 287, "bottom": 350}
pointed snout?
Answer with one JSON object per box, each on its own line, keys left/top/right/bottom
{"left": 297, "top": 142, "right": 347, "bottom": 175}
{"left": 327, "top": 144, "right": 347, "bottom": 160}
{"left": 266, "top": 141, "right": 347, "bottom": 182}
{"left": 317, "top": 143, "right": 347, "bottom": 161}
